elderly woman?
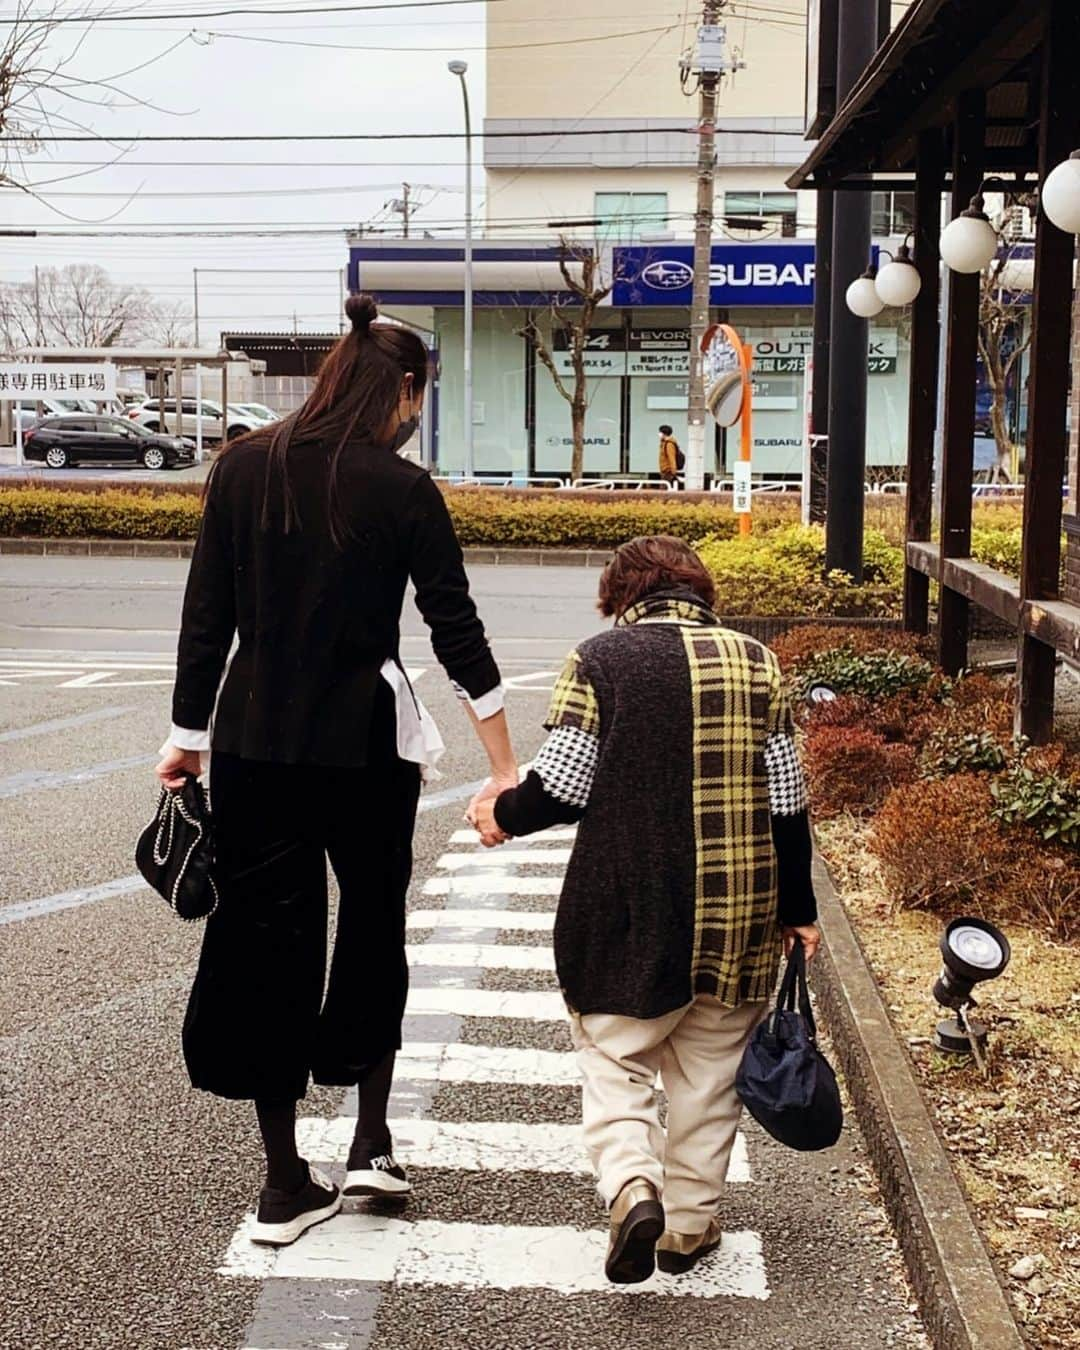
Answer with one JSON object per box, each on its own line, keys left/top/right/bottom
{"left": 472, "top": 535, "right": 819, "bottom": 1285}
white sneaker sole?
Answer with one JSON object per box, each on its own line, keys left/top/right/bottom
{"left": 250, "top": 1192, "right": 342, "bottom": 1247}
{"left": 343, "top": 1168, "right": 411, "bottom": 1196}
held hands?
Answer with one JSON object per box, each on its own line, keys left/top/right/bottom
{"left": 466, "top": 774, "right": 515, "bottom": 848}
{"left": 155, "top": 746, "right": 203, "bottom": 791}
{"left": 781, "top": 923, "right": 821, "bottom": 963}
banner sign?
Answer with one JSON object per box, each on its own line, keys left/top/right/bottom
{"left": 0, "top": 363, "right": 117, "bottom": 400}
{"left": 732, "top": 460, "right": 753, "bottom": 513}
{"left": 613, "top": 243, "right": 818, "bottom": 307}
{"left": 746, "top": 327, "right": 898, "bottom": 375}
{"left": 551, "top": 328, "right": 624, "bottom": 377}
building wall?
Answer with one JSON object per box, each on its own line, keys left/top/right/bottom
{"left": 485, "top": 0, "right": 806, "bottom": 123}
{"left": 483, "top": 165, "right": 815, "bottom": 238}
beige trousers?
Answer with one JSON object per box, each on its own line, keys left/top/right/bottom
{"left": 570, "top": 995, "right": 767, "bottom": 1235}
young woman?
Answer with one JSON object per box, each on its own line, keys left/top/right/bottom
{"left": 472, "top": 535, "right": 819, "bottom": 1285}
{"left": 156, "top": 294, "right": 517, "bottom": 1247}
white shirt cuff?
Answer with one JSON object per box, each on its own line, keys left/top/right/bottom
{"left": 453, "top": 681, "right": 505, "bottom": 721}
{"left": 162, "top": 724, "right": 212, "bottom": 752}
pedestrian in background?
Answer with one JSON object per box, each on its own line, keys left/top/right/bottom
{"left": 156, "top": 293, "right": 517, "bottom": 1248}
{"left": 658, "top": 424, "right": 683, "bottom": 488}
{"left": 471, "top": 535, "right": 819, "bottom": 1284}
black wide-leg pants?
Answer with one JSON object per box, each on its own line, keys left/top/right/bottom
{"left": 183, "top": 713, "right": 421, "bottom": 1102}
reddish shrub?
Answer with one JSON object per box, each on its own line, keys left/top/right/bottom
{"left": 772, "top": 623, "right": 931, "bottom": 674}
{"left": 804, "top": 724, "right": 918, "bottom": 818}
{"left": 872, "top": 774, "right": 1080, "bottom": 937}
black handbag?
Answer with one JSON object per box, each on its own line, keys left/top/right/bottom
{"left": 735, "top": 941, "right": 843, "bottom": 1152}
{"left": 135, "top": 774, "right": 219, "bottom": 922}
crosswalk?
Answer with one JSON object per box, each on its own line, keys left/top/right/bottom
{"left": 224, "top": 820, "right": 773, "bottom": 1346}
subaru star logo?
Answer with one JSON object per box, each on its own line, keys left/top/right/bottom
{"left": 641, "top": 259, "right": 693, "bottom": 290}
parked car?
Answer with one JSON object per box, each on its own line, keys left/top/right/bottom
{"left": 129, "top": 397, "right": 264, "bottom": 442}
{"left": 235, "top": 401, "right": 280, "bottom": 423}
{"left": 15, "top": 396, "right": 99, "bottom": 433}
{"left": 23, "top": 414, "right": 194, "bottom": 471}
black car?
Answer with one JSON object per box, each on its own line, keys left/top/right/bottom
{"left": 23, "top": 414, "right": 195, "bottom": 471}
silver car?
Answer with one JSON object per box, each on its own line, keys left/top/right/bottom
{"left": 130, "top": 398, "right": 264, "bottom": 443}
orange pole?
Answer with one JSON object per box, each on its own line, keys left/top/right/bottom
{"left": 739, "top": 342, "right": 753, "bottom": 536}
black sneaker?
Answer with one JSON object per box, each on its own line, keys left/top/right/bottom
{"left": 344, "top": 1153, "right": 411, "bottom": 1197}
{"left": 250, "top": 1163, "right": 341, "bottom": 1247}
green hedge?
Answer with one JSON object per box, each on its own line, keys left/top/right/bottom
{"left": 0, "top": 483, "right": 787, "bottom": 546}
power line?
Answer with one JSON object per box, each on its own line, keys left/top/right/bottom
{"left": 0, "top": 0, "right": 505, "bottom": 24}
{"left": 6, "top": 183, "right": 461, "bottom": 198}
{"left": 208, "top": 22, "right": 675, "bottom": 52}
{"left": 7, "top": 125, "right": 796, "bottom": 145}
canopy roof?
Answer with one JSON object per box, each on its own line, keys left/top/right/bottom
{"left": 789, "top": 0, "right": 1051, "bottom": 188}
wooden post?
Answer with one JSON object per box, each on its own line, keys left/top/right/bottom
{"left": 1017, "top": 0, "right": 1080, "bottom": 743}
{"left": 937, "top": 89, "right": 985, "bottom": 675}
{"left": 903, "top": 128, "right": 945, "bottom": 635}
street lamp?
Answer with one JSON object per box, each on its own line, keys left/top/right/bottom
{"left": 940, "top": 194, "right": 999, "bottom": 273}
{"left": 1042, "top": 149, "right": 1080, "bottom": 233}
{"left": 448, "top": 58, "right": 474, "bottom": 480}
{"left": 874, "top": 240, "right": 922, "bottom": 307}
{"left": 845, "top": 265, "right": 885, "bottom": 318}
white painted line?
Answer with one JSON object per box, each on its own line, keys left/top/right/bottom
{"left": 408, "top": 944, "right": 555, "bottom": 972}
{"left": 407, "top": 987, "right": 565, "bottom": 1020}
{"left": 220, "top": 1216, "right": 768, "bottom": 1300}
{"left": 58, "top": 671, "right": 122, "bottom": 687}
{"left": 0, "top": 705, "right": 136, "bottom": 743}
{"left": 407, "top": 909, "right": 555, "bottom": 932}
{"left": 0, "top": 873, "right": 147, "bottom": 926}
{"left": 395, "top": 1042, "right": 580, "bottom": 1087}
{"left": 448, "top": 827, "right": 576, "bottom": 845}
{"left": 436, "top": 849, "right": 571, "bottom": 870}
{"left": 295, "top": 1117, "right": 750, "bottom": 1183}
{"left": 423, "top": 875, "right": 562, "bottom": 897}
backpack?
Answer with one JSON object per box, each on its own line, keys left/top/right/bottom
{"left": 675, "top": 443, "right": 686, "bottom": 472}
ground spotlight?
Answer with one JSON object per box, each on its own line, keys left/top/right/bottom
{"left": 932, "top": 917, "right": 1011, "bottom": 1059}
{"left": 806, "top": 683, "right": 837, "bottom": 706}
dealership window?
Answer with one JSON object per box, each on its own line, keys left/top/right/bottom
{"left": 871, "top": 191, "right": 916, "bottom": 237}
{"left": 594, "top": 192, "right": 668, "bottom": 242}
{"left": 723, "top": 190, "right": 798, "bottom": 236}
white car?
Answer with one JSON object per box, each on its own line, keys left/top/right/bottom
{"left": 235, "top": 402, "right": 280, "bottom": 423}
{"left": 130, "top": 398, "right": 264, "bottom": 443}
{"left": 14, "top": 396, "right": 98, "bottom": 433}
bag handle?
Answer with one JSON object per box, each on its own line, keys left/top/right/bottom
{"left": 776, "top": 940, "right": 817, "bottom": 1041}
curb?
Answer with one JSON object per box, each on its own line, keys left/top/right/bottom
{"left": 810, "top": 855, "right": 1025, "bottom": 1350}
{"left": 0, "top": 537, "right": 614, "bottom": 566}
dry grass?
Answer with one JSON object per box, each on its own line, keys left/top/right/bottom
{"left": 817, "top": 816, "right": 1080, "bottom": 1346}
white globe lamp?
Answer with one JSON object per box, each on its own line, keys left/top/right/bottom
{"left": 940, "top": 195, "right": 998, "bottom": 273}
{"left": 846, "top": 266, "right": 885, "bottom": 318}
{"left": 875, "top": 241, "right": 922, "bottom": 307}
{"left": 1042, "top": 150, "right": 1080, "bottom": 234}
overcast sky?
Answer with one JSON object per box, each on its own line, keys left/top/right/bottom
{"left": 1, "top": 0, "right": 489, "bottom": 339}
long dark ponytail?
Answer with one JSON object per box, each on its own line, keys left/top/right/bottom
{"left": 218, "top": 293, "right": 428, "bottom": 548}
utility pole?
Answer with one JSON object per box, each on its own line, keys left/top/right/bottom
{"left": 401, "top": 182, "right": 411, "bottom": 238}
{"left": 33, "top": 265, "right": 43, "bottom": 346}
{"left": 685, "top": 5, "right": 733, "bottom": 492}
{"left": 193, "top": 268, "right": 200, "bottom": 348}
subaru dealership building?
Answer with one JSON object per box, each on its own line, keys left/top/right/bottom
{"left": 347, "top": 234, "right": 908, "bottom": 481}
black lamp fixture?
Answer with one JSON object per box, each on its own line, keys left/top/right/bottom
{"left": 932, "top": 917, "right": 1011, "bottom": 1058}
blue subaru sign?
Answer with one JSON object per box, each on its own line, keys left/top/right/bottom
{"left": 613, "top": 242, "right": 819, "bottom": 307}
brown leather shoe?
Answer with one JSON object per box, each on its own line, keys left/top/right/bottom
{"left": 604, "top": 1179, "right": 665, "bottom": 1285}
{"left": 656, "top": 1217, "right": 723, "bottom": 1275}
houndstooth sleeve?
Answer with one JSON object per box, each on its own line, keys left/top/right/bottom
{"left": 531, "top": 725, "right": 598, "bottom": 810}
{"left": 765, "top": 732, "right": 809, "bottom": 816}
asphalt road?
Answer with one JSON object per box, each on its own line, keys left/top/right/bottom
{"left": 0, "top": 556, "right": 928, "bottom": 1350}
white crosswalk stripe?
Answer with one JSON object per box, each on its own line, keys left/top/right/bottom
{"left": 436, "top": 849, "right": 572, "bottom": 870}
{"left": 227, "top": 820, "right": 773, "bottom": 1331}
{"left": 423, "top": 874, "right": 562, "bottom": 896}
{"left": 407, "top": 943, "right": 556, "bottom": 971}
{"left": 395, "top": 1041, "right": 579, "bottom": 1085}
{"left": 223, "top": 1216, "right": 768, "bottom": 1299}
{"left": 407, "top": 908, "right": 555, "bottom": 931}
{"left": 294, "top": 1117, "right": 751, "bottom": 1181}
